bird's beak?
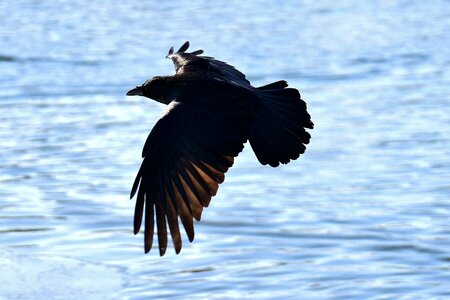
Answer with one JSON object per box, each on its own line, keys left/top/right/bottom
{"left": 126, "top": 86, "right": 144, "bottom": 96}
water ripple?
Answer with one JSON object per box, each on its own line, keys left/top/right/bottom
{"left": 1, "top": 0, "right": 450, "bottom": 299}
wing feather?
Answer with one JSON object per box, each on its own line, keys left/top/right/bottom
{"left": 144, "top": 193, "right": 154, "bottom": 253}
{"left": 134, "top": 182, "right": 145, "bottom": 234}
{"left": 167, "top": 41, "right": 251, "bottom": 86}
{"left": 132, "top": 99, "right": 250, "bottom": 255}
{"left": 155, "top": 200, "right": 168, "bottom": 256}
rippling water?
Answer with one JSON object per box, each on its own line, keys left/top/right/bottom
{"left": 1, "top": 1, "right": 450, "bottom": 299}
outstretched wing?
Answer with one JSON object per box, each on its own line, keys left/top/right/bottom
{"left": 167, "top": 41, "right": 251, "bottom": 86}
{"left": 131, "top": 97, "right": 250, "bottom": 256}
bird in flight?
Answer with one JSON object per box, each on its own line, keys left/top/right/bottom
{"left": 126, "top": 41, "right": 313, "bottom": 256}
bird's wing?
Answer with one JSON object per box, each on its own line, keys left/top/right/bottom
{"left": 131, "top": 98, "right": 250, "bottom": 256}
{"left": 167, "top": 41, "right": 251, "bottom": 86}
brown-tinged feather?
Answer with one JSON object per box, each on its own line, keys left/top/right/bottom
{"left": 184, "top": 161, "right": 215, "bottom": 198}
{"left": 199, "top": 161, "right": 225, "bottom": 183}
{"left": 155, "top": 201, "right": 168, "bottom": 256}
{"left": 179, "top": 175, "right": 203, "bottom": 221}
{"left": 164, "top": 186, "right": 182, "bottom": 254}
{"left": 171, "top": 179, "right": 195, "bottom": 242}
{"left": 144, "top": 194, "right": 154, "bottom": 253}
{"left": 192, "top": 163, "right": 219, "bottom": 196}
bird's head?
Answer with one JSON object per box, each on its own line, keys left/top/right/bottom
{"left": 126, "top": 76, "right": 172, "bottom": 104}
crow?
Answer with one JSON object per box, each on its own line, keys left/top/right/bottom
{"left": 126, "top": 41, "right": 313, "bottom": 256}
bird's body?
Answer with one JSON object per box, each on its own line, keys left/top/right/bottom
{"left": 127, "top": 42, "right": 313, "bottom": 256}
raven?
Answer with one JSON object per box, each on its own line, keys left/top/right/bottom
{"left": 126, "top": 41, "right": 313, "bottom": 256}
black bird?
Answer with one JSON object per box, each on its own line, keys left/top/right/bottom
{"left": 126, "top": 41, "right": 313, "bottom": 256}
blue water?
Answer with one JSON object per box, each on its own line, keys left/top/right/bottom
{"left": 1, "top": 1, "right": 450, "bottom": 299}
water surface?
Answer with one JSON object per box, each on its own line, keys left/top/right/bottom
{"left": 1, "top": 1, "right": 450, "bottom": 299}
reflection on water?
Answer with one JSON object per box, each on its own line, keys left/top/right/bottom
{"left": 1, "top": 0, "right": 450, "bottom": 299}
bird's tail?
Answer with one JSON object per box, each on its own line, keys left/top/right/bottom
{"left": 249, "top": 80, "right": 314, "bottom": 167}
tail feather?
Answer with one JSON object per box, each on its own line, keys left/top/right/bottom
{"left": 249, "top": 81, "right": 313, "bottom": 167}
